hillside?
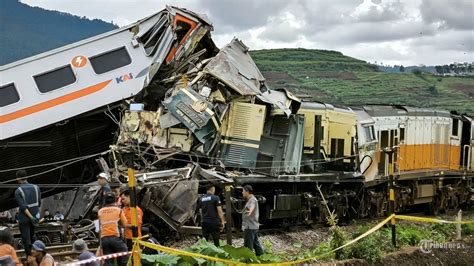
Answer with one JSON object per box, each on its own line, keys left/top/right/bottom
{"left": 0, "top": 0, "right": 117, "bottom": 65}
{"left": 1, "top": 1, "right": 472, "bottom": 114}
{"left": 251, "top": 49, "right": 474, "bottom": 114}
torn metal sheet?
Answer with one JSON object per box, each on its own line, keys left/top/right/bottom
{"left": 257, "top": 89, "right": 301, "bottom": 117}
{"left": 204, "top": 38, "right": 265, "bottom": 96}
{"left": 117, "top": 111, "right": 161, "bottom": 145}
{"left": 167, "top": 128, "right": 194, "bottom": 152}
{"left": 136, "top": 167, "right": 192, "bottom": 182}
{"left": 142, "top": 179, "right": 199, "bottom": 225}
{"left": 159, "top": 112, "right": 181, "bottom": 129}
{"left": 162, "top": 88, "right": 219, "bottom": 144}
{"left": 133, "top": 6, "right": 215, "bottom": 87}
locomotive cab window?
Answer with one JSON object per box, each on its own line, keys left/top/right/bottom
{"left": 173, "top": 14, "right": 197, "bottom": 44}
{"left": 452, "top": 119, "right": 459, "bottom": 137}
{"left": 0, "top": 83, "right": 20, "bottom": 107}
{"left": 363, "top": 125, "right": 376, "bottom": 141}
{"left": 89, "top": 47, "right": 132, "bottom": 74}
{"left": 34, "top": 65, "right": 76, "bottom": 93}
{"left": 399, "top": 128, "right": 405, "bottom": 141}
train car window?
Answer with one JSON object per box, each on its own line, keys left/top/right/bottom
{"left": 452, "top": 119, "right": 459, "bottom": 136}
{"left": 89, "top": 47, "right": 131, "bottom": 74}
{"left": 175, "top": 17, "right": 193, "bottom": 44}
{"left": 399, "top": 128, "right": 405, "bottom": 141}
{"left": 363, "top": 125, "right": 376, "bottom": 141}
{"left": 0, "top": 83, "right": 20, "bottom": 107}
{"left": 34, "top": 65, "right": 76, "bottom": 93}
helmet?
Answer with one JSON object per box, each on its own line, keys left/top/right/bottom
{"left": 97, "top": 172, "right": 110, "bottom": 182}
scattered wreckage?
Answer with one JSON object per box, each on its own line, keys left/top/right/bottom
{"left": 1, "top": 5, "right": 472, "bottom": 244}
{"left": 108, "top": 36, "right": 301, "bottom": 236}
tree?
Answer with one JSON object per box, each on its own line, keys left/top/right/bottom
{"left": 399, "top": 65, "right": 405, "bottom": 72}
{"left": 412, "top": 69, "right": 422, "bottom": 76}
{"left": 443, "top": 65, "right": 451, "bottom": 73}
{"left": 435, "top": 65, "right": 443, "bottom": 74}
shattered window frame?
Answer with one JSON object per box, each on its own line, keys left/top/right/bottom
{"left": 33, "top": 65, "right": 77, "bottom": 93}
{"left": 0, "top": 83, "right": 20, "bottom": 107}
{"left": 89, "top": 46, "right": 132, "bottom": 75}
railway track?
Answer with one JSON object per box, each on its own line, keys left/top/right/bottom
{"left": 14, "top": 208, "right": 473, "bottom": 264}
{"left": 17, "top": 242, "right": 98, "bottom": 263}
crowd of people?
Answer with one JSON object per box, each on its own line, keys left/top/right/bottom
{"left": 0, "top": 169, "right": 264, "bottom": 265}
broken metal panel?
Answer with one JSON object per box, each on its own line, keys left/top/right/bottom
{"left": 219, "top": 102, "right": 266, "bottom": 169}
{"left": 136, "top": 15, "right": 169, "bottom": 56}
{"left": 117, "top": 111, "right": 162, "bottom": 145}
{"left": 167, "top": 6, "right": 214, "bottom": 28}
{"left": 197, "top": 167, "right": 234, "bottom": 184}
{"left": 162, "top": 88, "right": 218, "bottom": 144}
{"left": 136, "top": 167, "right": 193, "bottom": 182}
{"left": 257, "top": 89, "right": 302, "bottom": 117}
{"left": 142, "top": 179, "right": 199, "bottom": 225}
{"left": 167, "top": 128, "right": 193, "bottom": 152}
{"left": 256, "top": 115, "right": 305, "bottom": 176}
{"left": 204, "top": 38, "right": 265, "bottom": 96}
{"left": 159, "top": 112, "right": 181, "bottom": 129}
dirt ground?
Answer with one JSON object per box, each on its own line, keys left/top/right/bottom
{"left": 166, "top": 210, "right": 474, "bottom": 265}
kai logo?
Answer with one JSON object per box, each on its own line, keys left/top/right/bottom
{"left": 116, "top": 73, "right": 133, "bottom": 84}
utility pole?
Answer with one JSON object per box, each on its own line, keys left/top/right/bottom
{"left": 383, "top": 147, "right": 397, "bottom": 247}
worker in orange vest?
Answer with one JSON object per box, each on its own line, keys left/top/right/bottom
{"left": 98, "top": 192, "right": 128, "bottom": 266}
{"left": 120, "top": 186, "right": 143, "bottom": 250}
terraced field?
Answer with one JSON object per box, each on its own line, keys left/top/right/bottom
{"left": 252, "top": 49, "right": 474, "bottom": 114}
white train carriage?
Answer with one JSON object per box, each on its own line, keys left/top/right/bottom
{"left": 360, "top": 105, "right": 474, "bottom": 179}
{"left": 0, "top": 6, "right": 213, "bottom": 140}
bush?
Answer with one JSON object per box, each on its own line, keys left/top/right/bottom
{"left": 428, "top": 85, "right": 438, "bottom": 95}
{"left": 312, "top": 242, "right": 334, "bottom": 261}
{"left": 412, "top": 69, "right": 422, "bottom": 75}
{"left": 462, "top": 223, "right": 474, "bottom": 236}
{"left": 431, "top": 223, "right": 455, "bottom": 238}
{"left": 346, "top": 236, "right": 383, "bottom": 263}
{"left": 398, "top": 224, "right": 427, "bottom": 246}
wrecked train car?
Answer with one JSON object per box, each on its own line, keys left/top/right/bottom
{"left": 1, "top": 5, "right": 472, "bottom": 236}
{"left": 0, "top": 6, "right": 217, "bottom": 209}
{"left": 112, "top": 41, "right": 473, "bottom": 230}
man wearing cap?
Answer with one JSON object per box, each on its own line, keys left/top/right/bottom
{"left": 198, "top": 185, "right": 225, "bottom": 246}
{"left": 242, "top": 185, "right": 264, "bottom": 256}
{"left": 14, "top": 169, "right": 41, "bottom": 257}
{"left": 72, "top": 239, "right": 99, "bottom": 266}
{"left": 27, "top": 240, "right": 54, "bottom": 266}
{"left": 98, "top": 192, "right": 128, "bottom": 266}
{"left": 96, "top": 172, "right": 111, "bottom": 209}
{"left": 120, "top": 187, "right": 143, "bottom": 250}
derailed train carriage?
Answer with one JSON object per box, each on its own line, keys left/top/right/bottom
{"left": 1, "top": 6, "right": 473, "bottom": 234}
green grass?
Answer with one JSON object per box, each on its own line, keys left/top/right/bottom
{"left": 251, "top": 49, "right": 474, "bottom": 114}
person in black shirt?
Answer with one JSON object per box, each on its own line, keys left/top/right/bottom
{"left": 198, "top": 185, "right": 225, "bottom": 246}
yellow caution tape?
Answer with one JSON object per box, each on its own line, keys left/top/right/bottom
{"left": 136, "top": 215, "right": 395, "bottom": 265}
{"left": 138, "top": 240, "right": 242, "bottom": 265}
{"left": 134, "top": 214, "right": 472, "bottom": 265}
{"left": 394, "top": 215, "right": 474, "bottom": 224}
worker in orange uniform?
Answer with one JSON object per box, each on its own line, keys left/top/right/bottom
{"left": 98, "top": 192, "right": 128, "bottom": 266}
{"left": 0, "top": 229, "right": 21, "bottom": 265}
{"left": 120, "top": 187, "right": 143, "bottom": 250}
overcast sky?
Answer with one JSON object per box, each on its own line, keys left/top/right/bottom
{"left": 21, "top": 0, "right": 473, "bottom": 66}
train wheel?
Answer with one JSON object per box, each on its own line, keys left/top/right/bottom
{"left": 368, "top": 204, "right": 378, "bottom": 218}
